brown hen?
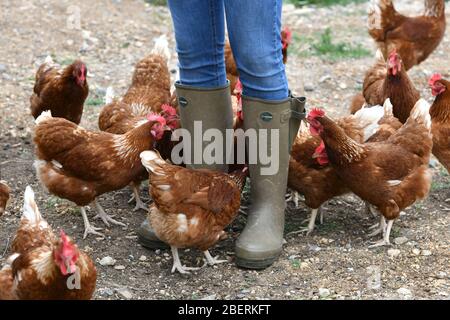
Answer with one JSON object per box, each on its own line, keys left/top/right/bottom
{"left": 140, "top": 150, "right": 247, "bottom": 274}
{"left": 30, "top": 56, "right": 88, "bottom": 124}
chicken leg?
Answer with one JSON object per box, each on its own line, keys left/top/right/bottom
{"left": 286, "top": 190, "right": 301, "bottom": 208}
{"left": 365, "top": 202, "right": 378, "bottom": 218}
{"left": 93, "top": 199, "right": 126, "bottom": 227}
{"left": 369, "top": 219, "right": 394, "bottom": 248}
{"left": 367, "top": 215, "right": 386, "bottom": 237}
{"left": 128, "top": 182, "right": 149, "bottom": 212}
{"left": 80, "top": 207, "right": 104, "bottom": 239}
{"left": 203, "top": 250, "right": 228, "bottom": 266}
{"left": 170, "top": 246, "right": 201, "bottom": 274}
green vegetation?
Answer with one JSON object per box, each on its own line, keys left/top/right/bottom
{"left": 144, "top": 0, "right": 167, "bottom": 6}
{"left": 45, "top": 196, "right": 62, "bottom": 209}
{"left": 291, "top": 28, "right": 370, "bottom": 61}
{"left": 286, "top": 0, "right": 365, "bottom": 7}
{"left": 86, "top": 96, "right": 104, "bottom": 107}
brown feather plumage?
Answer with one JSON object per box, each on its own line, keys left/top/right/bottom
{"left": 30, "top": 59, "right": 88, "bottom": 124}
{"left": 368, "top": 0, "right": 446, "bottom": 71}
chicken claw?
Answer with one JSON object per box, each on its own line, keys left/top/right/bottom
{"left": 80, "top": 207, "right": 104, "bottom": 239}
{"left": 170, "top": 246, "right": 201, "bottom": 274}
{"left": 129, "top": 183, "right": 150, "bottom": 212}
{"left": 368, "top": 219, "right": 394, "bottom": 248}
{"left": 93, "top": 199, "right": 126, "bottom": 227}
{"left": 203, "top": 250, "right": 228, "bottom": 266}
{"left": 286, "top": 190, "right": 301, "bottom": 208}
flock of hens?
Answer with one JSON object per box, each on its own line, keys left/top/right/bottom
{"left": 0, "top": 0, "right": 448, "bottom": 299}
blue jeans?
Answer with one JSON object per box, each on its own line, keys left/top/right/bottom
{"left": 168, "top": 0, "right": 288, "bottom": 100}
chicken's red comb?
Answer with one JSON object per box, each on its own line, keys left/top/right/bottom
{"left": 161, "top": 104, "right": 177, "bottom": 116}
{"left": 315, "top": 140, "right": 326, "bottom": 153}
{"left": 308, "top": 108, "right": 325, "bottom": 119}
{"left": 234, "top": 78, "right": 243, "bottom": 94}
{"left": 429, "top": 73, "right": 442, "bottom": 86}
{"left": 282, "top": 26, "right": 292, "bottom": 43}
{"left": 388, "top": 49, "right": 399, "bottom": 59}
{"left": 147, "top": 113, "right": 166, "bottom": 124}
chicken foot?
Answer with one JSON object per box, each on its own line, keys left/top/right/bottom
{"left": 170, "top": 246, "right": 201, "bottom": 274}
{"left": 128, "top": 182, "right": 150, "bottom": 212}
{"left": 80, "top": 207, "right": 104, "bottom": 239}
{"left": 369, "top": 219, "right": 394, "bottom": 248}
{"left": 286, "top": 190, "right": 301, "bottom": 208}
{"left": 367, "top": 215, "right": 386, "bottom": 238}
{"left": 203, "top": 250, "right": 228, "bottom": 266}
{"left": 364, "top": 202, "right": 378, "bottom": 219}
{"left": 93, "top": 199, "right": 126, "bottom": 227}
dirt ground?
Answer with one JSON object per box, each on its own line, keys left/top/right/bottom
{"left": 0, "top": 0, "right": 449, "bottom": 300}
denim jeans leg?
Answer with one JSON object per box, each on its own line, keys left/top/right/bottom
{"left": 168, "top": 0, "right": 227, "bottom": 88}
{"left": 224, "top": 0, "right": 288, "bottom": 100}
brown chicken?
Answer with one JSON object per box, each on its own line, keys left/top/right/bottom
{"left": 429, "top": 74, "right": 450, "bottom": 172}
{"left": 121, "top": 35, "right": 171, "bottom": 112}
{"left": 368, "top": 0, "right": 446, "bottom": 71}
{"left": 225, "top": 27, "right": 292, "bottom": 95}
{"left": 288, "top": 103, "right": 387, "bottom": 235}
{"left": 140, "top": 150, "right": 248, "bottom": 274}
{"left": 0, "top": 180, "right": 10, "bottom": 216}
{"left": 98, "top": 35, "right": 175, "bottom": 209}
{"left": 308, "top": 99, "right": 433, "bottom": 247}
{"left": 33, "top": 110, "right": 170, "bottom": 238}
{"left": 0, "top": 186, "right": 96, "bottom": 300}
{"left": 358, "top": 49, "right": 420, "bottom": 123}
{"left": 30, "top": 56, "right": 89, "bottom": 124}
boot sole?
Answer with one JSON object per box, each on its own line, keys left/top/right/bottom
{"left": 235, "top": 256, "right": 278, "bottom": 270}
{"left": 137, "top": 234, "right": 169, "bottom": 250}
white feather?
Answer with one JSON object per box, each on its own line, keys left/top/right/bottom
{"left": 353, "top": 105, "right": 385, "bottom": 141}
{"left": 151, "top": 34, "right": 171, "bottom": 61}
{"left": 140, "top": 151, "right": 166, "bottom": 173}
{"left": 387, "top": 180, "right": 402, "bottom": 186}
{"left": 409, "top": 99, "right": 431, "bottom": 130}
{"left": 35, "top": 110, "right": 52, "bottom": 124}
{"left": 44, "top": 55, "right": 54, "bottom": 64}
{"left": 104, "top": 86, "right": 115, "bottom": 104}
{"left": 375, "top": 49, "right": 384, "bottom": 61}
{"left": 383, "top": 98, "right": 393, "bottom": 117}
{"left": 22, "top": 186, "right": 42, "bottom": 225}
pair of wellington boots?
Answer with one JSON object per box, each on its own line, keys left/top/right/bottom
{"left": 137, "top": 81, "right": 305, "bottom": 269}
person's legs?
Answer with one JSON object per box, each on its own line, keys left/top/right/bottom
{"left": 138, "top": 0, "right": 234, "bottom": 248}
{"left": 225, "top": 0, "right": 293, "bottom": 269}
{"left": 168, "top": 0, "right": 227, "bottom": 87}
{"left": 225, "top": 0, "right": 288, "bottom": 100}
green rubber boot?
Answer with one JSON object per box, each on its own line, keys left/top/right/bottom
{"left": 138, "top": 81, "right": 234, "bottom": 250}
{"left": 235, "top": 95, "right": 305, "bottom": 269}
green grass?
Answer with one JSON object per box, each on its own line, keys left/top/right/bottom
{"left": 291, "top": 29, "right": 370, "bottom": 61}
{"left": 431, "top": 178, "right": 450, "bottom": 192}
{"left": 86, "top": 96, "right": 104, "bottom": 107}
{"left": 45, "top": 196, "right": 62, "bottom": 209}
{"left": 290, "top": 259, "right": 301, "bottom": 269}
{"left": 286, "top": 0, "right": 365, "bottom": 7}
{"left": 144, "top": 0, "right": 167, "bottom": 6}
{"left": 312, "top": 28, "right": 370, "bottom": 60}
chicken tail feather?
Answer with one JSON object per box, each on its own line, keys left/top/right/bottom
{"left": 409, "top": 99, "right": 431, "bottom": 130}
{"left": 140, "top": 150, "right": 166, "bottom": 173}
{"left": 22, "top": 186, "right": 44, "bottom": 226}
{"left": 35, "top": 110, "right": 53, "bottom": 124}
{"left": 151, "top": 34, "right": 170, "bottom": 62}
